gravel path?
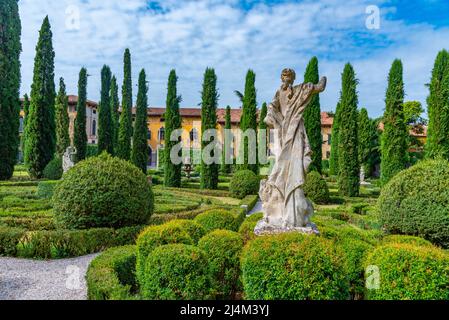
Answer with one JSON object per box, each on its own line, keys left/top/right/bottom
{"left": 0, "top": 253, "right": 99, "bottom": 300}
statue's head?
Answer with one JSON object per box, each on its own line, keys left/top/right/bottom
{"left": 281, "top": 68, "right": 296, "bottom": 88}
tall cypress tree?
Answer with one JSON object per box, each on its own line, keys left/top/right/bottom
{"left": 24, "top": 16, "right": 56, "bottom": 178}
{"left": 380, "top": 59, "right": 407, "bottom": 185}
{"left": 358, "top": 107, "right": 372, "bottom": 175}
{"left": 425, "top": 49, "right": 449, "bottom": 160}
{"left": 110, "top": 75, "right": 120, "bottom": 154}
{"left": 303, "top": 57, "right": 323, "bottom": 173}
{"left": 200, "top": 68, "right": 219, "bottom": 189}
{"left": 338, "top": 63, "right": 359, "bottom": 196}
{"left": 98, "top": 65, "right": 113, "bottom": 154}
{"left": 21, "top": 94, "right": 30, "bottom": 154}
{"left": 117, "top": 49, "right": 133, "bottom": 160}
{"left": 131, "top": 69, "right": 149, "bottom": 174}
{"left": 221, "top": 105, "right": 233, "bottom": 174}
{"left": 55, "top": 78, "right": 70, "bottom": 157}
{"left": 0, "top": 0, "right": 21, "bottom": 180}
{"left": 73, "top": 67, "right": 88, "bottom": 162}
{"left": 329, "top": 102, "right": 341, "bottom": 176}
{"left": 164, "top": 70, "right": 182, "bottom": 186}
{"left": 239, "top": 69, "right": 258, "bottom": 174}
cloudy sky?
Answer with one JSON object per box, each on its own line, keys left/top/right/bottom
{"left": 18, "top": 0, "right": 449, "bottom": 117}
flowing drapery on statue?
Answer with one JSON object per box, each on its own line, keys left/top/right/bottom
{"left": 256, "top": 69, "right": 327, "bottom": 235}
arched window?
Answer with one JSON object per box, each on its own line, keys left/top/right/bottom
{"left": 92, "top": 119, "right": 97, "bottom": 136}
{"left": 190, "top": 128, "right": 198, "bottom": 142}
{"left": 158, "top": 127, "right": 165, "bottom": 141}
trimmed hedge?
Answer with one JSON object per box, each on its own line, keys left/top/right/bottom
{"left": 365, "top": 244, "right": 449, "bottom": 300}
{"left": 241, "top": 232, "right": 349, "bottom": 299}
{"left": 86, "top": 245, "right": 137, "bottom": 300}
{"left": 0, "top": 226, "right": 25, "bottom": 256}
{"left": 198, "top": 230, "right": 244, "bottom": 299}
{"left": 238, "top": 212, "right": 263, "bottom": 243}
{"left": 378, "top": 159, "right": 449, "bottom": 248}
{"left": 53, "top": 153, "right": 154, "bottom": 229}
{"left": 303, "top": 171, "right": 330, "bottom": 204}
{"left": 141, "top": 244, "right": 211, "bottom": 300}
{"left": 381, "top": 235, "right": 433, "bottom": 248}
{"left": 37, "top": 180, "right": 59, "bottom": 199}
{"left": 42, "top": 156, "right": 63, "bottom": 180}
{"left": 229, "top": 170, "right": 259, "bottom": 199}
{"left": 194, "top": 209, "right": 238, "bottom": 233}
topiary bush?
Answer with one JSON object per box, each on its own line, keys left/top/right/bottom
{"left": 141, "top": 244, "right": 211, "bottom": 300}
{"left": 53, "top": 153, "right": 154, "bottom": 229}
{"left": 364, "top": 243, "right": 449, "bottom": 300}
{"left": 198, "top": 230, "right": 243, "bottom": 299}
{"left": 135, "top": 219, "right": 205, "bottom": 287}
{"left": 303, "top": 171, "right": 330, "bottom": 204}
{"left": 241, "top": 232, "right": 349, "bottom": 300}
{"left": 43, "top": 156, "right": 63, "bottom": 180}
{"left": 378, "top": 159, "right": 449, "bottom": 248}
{"left": 194, "top": 209, "right": 238, "bottom": 233}
{"left": 381, "top": 235, "right": 433, "bottom": 248}
{"left": 229, "top": 170, "right": 260, "bottom": 199}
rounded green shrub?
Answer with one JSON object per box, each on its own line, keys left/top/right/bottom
{"left": 43, "top": 156, "right": 63, "bottom": 180}
{"left": 241, "top": 232, "right": 349, "bottom": 300}
{"left": 53, "top": 153, "right": 154, "bottom": 229}
{"left": 194, "top": 209, "right": 237, "bottom": 233}
{"left": 382, "top": 235, "right": 434, "bottom": 247}
{"left": 303, "top": 171, "right": 330, "bottom": 204}
{"left": 198, "top": 230, "right": 244, "bottom": 299}
{"left": 141, "top": 244, "right": 211, "bottom": 300}
{"left": 229, "top": 170, "right": 259, "bottom": 199}
{"left": 238, "top": 212, "right": 263, "bottom": 243}
{"left": 378, "top": 159, "right": 449, "bottom": 247}
{"left": 135, "top": 219, "right": 205, "bottom": 286}
{"left": 365, "top": 243, "right": 449, "bottom": 300}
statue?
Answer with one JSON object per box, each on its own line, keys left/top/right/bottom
{"left": 62, "top": 146, "right": 77, "bottom": 173}
{"left": 255, "top": 68, "right": 327, "bottom": 235}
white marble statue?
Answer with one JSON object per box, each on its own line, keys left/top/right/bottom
{"left": 62, "top": 146, "right": 77, "bottom": 173}
{"left": 255, "top": 68, "right": 327, "bottom": 235}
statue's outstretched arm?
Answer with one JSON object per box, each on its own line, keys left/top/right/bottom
{"left": 313, "top": 76, "right": 327, "bottom": 93}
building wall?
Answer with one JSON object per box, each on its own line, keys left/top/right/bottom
{"left": 321, "top": 125, "right": 332, "bottom": 160}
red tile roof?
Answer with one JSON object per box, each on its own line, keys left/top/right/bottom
{"left": 321, "top": 112, "right": 334, "bottom": 126}
{"left": 378, "top": 122, "right": 427, "bottom": 138}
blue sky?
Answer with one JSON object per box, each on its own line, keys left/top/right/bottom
{"left": 18, "top": 0, "right": 449, "bottom": 117}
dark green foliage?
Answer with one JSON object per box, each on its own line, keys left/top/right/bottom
{"left": 198, "top": 230, "right": 243, "bottom": 299}
{"left": 229, "top": 169, "right": 259, "bottom": 199}
{"left": 365, "top": 244, "right": 449, "bottom": 300}
{"left": 404, "top": 101, "right": 426, "bottom": 164}
{"left": 200, "top": 68, "right": 219, "bottom": 189}
{"left": 0, "top": 0, "right": 21, "bottom": 180}
{"left": 141, "top": 244, "right": 211, "bottom": 299}
{"left": 98, "top": 65, "right": 113, "bottom": 155}
{"left": 21, "top": 94, "right": 30, "bottom": 152}
{"left": 0, "top": 226, "right": 24, "bottom": 256}
{"left": 73, "top": 67, "right": 88, "bottom": 162}
{"left": 329, "top": 103, "right": 341, "bottom": 176}
{"left": 37, "top": 180, "right": 59, "bottom": 199}
{"left": 131, "top": 69, "right": 149, "bottom": 174}
{"left": 42, "top": 157, "right": 62, "bottom": 180}
{"left": 86, "top": 245, "right": 137, "bottom": 300}
{"left": 303, "top": 171, "right": 330, "bottom": 204}
{"left": 426, "top": 49, "right": 449, "bottom": 160}
{"left": 338, "top": 63, "right": 360, "bottom": 196}
{"left": 110, "top": 76, "right": 120, "bottom": 154}
{"left": 164, "top": 70, "right": 182, "bottom": 186}
{"left": 117, "top": 49, "right": 133, "bottom": 160}
{"left": 55, "top": 78, "right": 70, "bottom": 157}
{"left": 24, "top": 17, "right": 56, "bottom": 178}
{"left": 241, "top": 233, "right": 349, "bottom": 299}
{"left": 378, "top": 159, "right": 449, "bottom": 248}
{"left": 358, "top": 108, "right": 381, "bottom": 177}
{"left": 381, "top": 59, "right": 407, "bottom": 185}
{"left": 238, "top": 212, "right": 263, "bottom": 243}
{"left": 53, "top": 153, "right": 154, "bottom": 229}
{"left": 238, "top": 70, "right": 258, "bottom": 174}
{"left": 303, "top": 57, "right": 323, "bottom": 173}
{"left": 194, "top": 209, "right": 238, "bottom": 233}
{"left": 221, "top": 105, "right": 233, "bottom": 174}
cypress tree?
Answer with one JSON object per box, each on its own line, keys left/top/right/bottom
{"left": 55, "top": 78, "right": 70, "bottom": 156}
{"left": 358, "top": 108, "right": 371, "bottom": 174}
{"left": 164, "top": 70, "right": 182, "bottom": 186}
{"left": 337, "top": 63, "right": 359, "bottom": 196}
{"left": 329, "top": 102, "right": 341, "bottom": 176}
{"left": 24, "top": 16, "right": 56, "bottom": 178}
{"left": 117, "top": 49, "right": 133, "bottom": 160}
{"left": 21, "top": 94, "right": 30, "bottom": 155}
{"left": 0, "top": 0, "right": 21, "bottom": 180}
{"left": 221, "top": 105, "right": 232, "bottom": 174}
{"left": 303, "top": 57, "right": 323, "bottom": 173}
{"left": 380, "top": 59, "right": 407, "bottom": 184}
{"left": 131, "top": 69, "right": 149, "bottom": 174}
{"left": 200, "top": 68, "right": 219, "bottom": 189}
{"left": 98, "top": 65, "right": 113, "bottom": 154}
{"left": 73, "top": 67, "right": 88, "bottom": 162}
{"left": 425, "top": 49, "right": 449, "bottom": 160}
{"left": 239, "top": 69, "right": 258, "bottom": 174}
{"left": 110, "top": 75, "right": 120, "bottom": 154}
